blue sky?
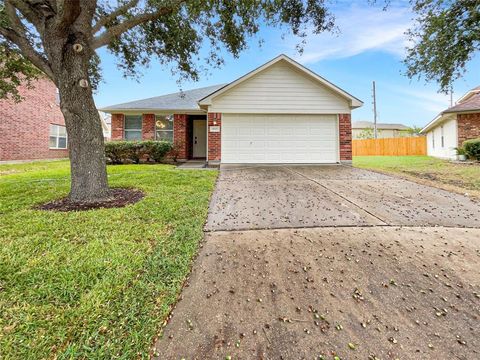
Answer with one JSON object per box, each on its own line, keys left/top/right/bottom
{"left": 94, "top": 1, "right": 480, "bottom": 128}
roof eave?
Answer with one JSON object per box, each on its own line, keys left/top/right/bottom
{"left": 442, "top": 108, "right": 480, "bottom": 115}
{"left": 420, "top": 112, "right": 456, "bottom": 133}
{"left": 350, "top": 100, "right": 363, "bottom": 109}
{"left": 98, "top": 107, "right": 207, "bottom": 114}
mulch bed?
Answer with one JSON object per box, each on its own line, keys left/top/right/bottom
{"left": 36, "top": 188, "right": 144, "bottom": 212}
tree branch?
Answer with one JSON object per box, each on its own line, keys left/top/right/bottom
{"left": 55, "top": 0, "right": 81, "bottom": 32}
{"left": 92, "top": 0, "right": 186, "bottom": 49}
{"left": 92, "top": 0, "right": 139, "bottom": 34}
{"left": 2, "top": 3, "right": 54, "bottom": 79}
{"left": 6, "top": 0, "right": 44, "bottom": 29}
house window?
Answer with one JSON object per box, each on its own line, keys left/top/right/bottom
{"left": 432, "top": 130, "right": 435, "bottom": 149}
{"left": 49, "top": 124, "right": 67, "bottom": 149}
{"left": 155, "top": 114, "right": 174, "bottom": 142}
{"left": 441, "top": 125, "right": 445, "bottom": 148}
{"left": 124, "top": 115, "right": 142, "bottom": 140}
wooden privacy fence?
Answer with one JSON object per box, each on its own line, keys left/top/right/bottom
{"left": 352, "top": 136, "right": 427, "bottom": 156}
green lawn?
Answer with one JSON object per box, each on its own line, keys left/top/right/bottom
{"left": 0, "top": 160, "right": 217, "bottom": 359}
{"left": 353, "top": 156, "right": 480, "bottom": 195}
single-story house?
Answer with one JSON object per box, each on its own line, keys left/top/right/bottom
{"left": 99, "top": 54, "right": 363, "bottom": 165}
{"left": 352, "top": 121, "right": 411, "bottom": 139}
{"left": 421, "top": 86, "right": 480, "bottom": 159}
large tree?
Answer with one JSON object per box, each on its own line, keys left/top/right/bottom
{"left": 0, "top": 0, "right": 334, "bottom": 202}
{"left": 405, "top": 0, "right": 480, "bottom": 93}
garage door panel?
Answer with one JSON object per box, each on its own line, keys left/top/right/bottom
{"left": 221, "top": 114, "right": 338, "bottom": 163}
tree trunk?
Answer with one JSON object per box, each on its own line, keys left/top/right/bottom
{"left": 51, "top": 38, "right": 110, "bottom": 202}
{"left": 59, "top": 82, "right": 110, "bottom": 202}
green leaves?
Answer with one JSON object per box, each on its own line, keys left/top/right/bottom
{"left": 104, "top": 140, "right": 173, "bottom": 164}
{"left": 0, "top": 43, "right": 41, "bottom": 102}
{"left": 1, "top": 1, "right": 335, "bottom": 98}
{"left": 405, "top": 0, "right": 480, "bottom": 93}
{"left": 462, "top": 138, "right": 480, "bottom": 160}
{"left": 101, "top": 0, "right": 335, "bottom": 82}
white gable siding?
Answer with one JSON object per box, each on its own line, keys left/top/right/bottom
{"left": 426, "top": 117, "right": 458, "bottom": 159}
{"left": 208, "top": 61, "right": 350, "bottom": 114}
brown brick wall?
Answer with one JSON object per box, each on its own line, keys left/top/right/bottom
{"left": 173, "top": 114, "right": 188, "bottom": 160}
{"left": 142, "top": 114, "right": 155, "bottom": 140}
{"left": 0, "top": 77, "right": 68, "bottom": 161}
{"left": 457, "top": 113, "right": 480, "bottom": 145}
{"left": 208, "top": 113, "right": 222, "bottom": 162}
{"left": 338, "top": 113, "right": 352, "bottom": 161}
{"left": 111, "top": 114, "right": 124, "bottom": 140}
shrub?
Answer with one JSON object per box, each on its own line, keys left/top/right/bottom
{"left": 142, "top": 140, "right": 173, "bottom": 162}
{"left": 105, "top": 140, "right": 173, "bottom": 164}
{"left": 463, "top": 138, "right": 480, "bottom": 160}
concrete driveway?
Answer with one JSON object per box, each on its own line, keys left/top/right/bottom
{"left": 155, "top": 165, "right": 480, "bottom": 360}
{"left": 206, "top": 165, "right": 480, "bottom": 230}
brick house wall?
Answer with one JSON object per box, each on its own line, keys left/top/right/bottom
{"left": 173, "top": 114, "right": 189, "bottom": 160}
{"left": 338, "top": 113, "right": 352, "bottom": 161}
{"left": 0, "top": 77, "right": 68, "bottom": 161}
{"left": 109, "top": 113, "right": 163, "bottom": 141}
{"left": 110, "top": 114, "right": 124, "bottom": 140}
{"left": 142, "top": 114, "right": 155, "bottom": 140}
{"left": 207, "top": 112, "right": 221, "bottom": 162}
{"left": 457, "top": 113, "right": 480, "bottom": 145}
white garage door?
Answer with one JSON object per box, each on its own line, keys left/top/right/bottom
{"left": 221, "top": 114, "right": 338, "bottom": 163}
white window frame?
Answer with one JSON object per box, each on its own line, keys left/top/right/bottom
{"left": 49, "top": 124, "right": 67, "bottom": 149}
{"left": 441, "top": 125, "right": 445, "bottom": 148}
{"left": 124, "top": 115, "right": 143, "bottom": 140}
{"left": 155, "top": 114, "right": 174, "bottom": 142}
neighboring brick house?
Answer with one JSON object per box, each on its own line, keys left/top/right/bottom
{"left": 100, "top": 54, "right": 362, "bottom": 165}
{"left": 421, "top": 86, "right": 480, "bottom": 159}
{"left": 0, "top": 77, "right": 68, "bottom": 161}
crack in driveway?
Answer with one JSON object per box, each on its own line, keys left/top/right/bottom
{"left": 205, "top": 165, "right": 480, "bottom": 231}
{"left": 285, "top": 166, "right": 389, "bottom": 226}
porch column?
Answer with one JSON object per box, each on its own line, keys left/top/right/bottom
{"left": 173, "top": 114, "right": 188, "bottom": 161}
{"left": 208, "top": 112, "right": 221, "bottom": 164}
{"left": 339, "top": 113, "right": 352, "bottom": 164}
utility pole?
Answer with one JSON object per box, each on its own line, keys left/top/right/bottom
{"left": 450, "top": 86, "right": 453, "bottom": 107}
{"left": 372, "top": 81, "right": 378, "bottom": 139}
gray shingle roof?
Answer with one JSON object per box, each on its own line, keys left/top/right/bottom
{"left": 99, "top": 84, "right": 226, "bottom": 111}
{"left": 443, "top": 92, "right": 480, "bottom": 113}
{"left": 352, "top": 121, "right": 410, "bottom": 130}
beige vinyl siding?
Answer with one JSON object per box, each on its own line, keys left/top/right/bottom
{"left": 208, "top": 62, "right": 350, "bottom": 114}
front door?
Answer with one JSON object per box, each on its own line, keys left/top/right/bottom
{"left": 192, "top": 119, "right": 207, "bottom": 158}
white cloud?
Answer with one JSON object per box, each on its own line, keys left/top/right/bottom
{"left": 290, "top": 4, "right": 413, "bottom": 63}
{"left": 387, "top": 85, "right": 452, "bottom": 113}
